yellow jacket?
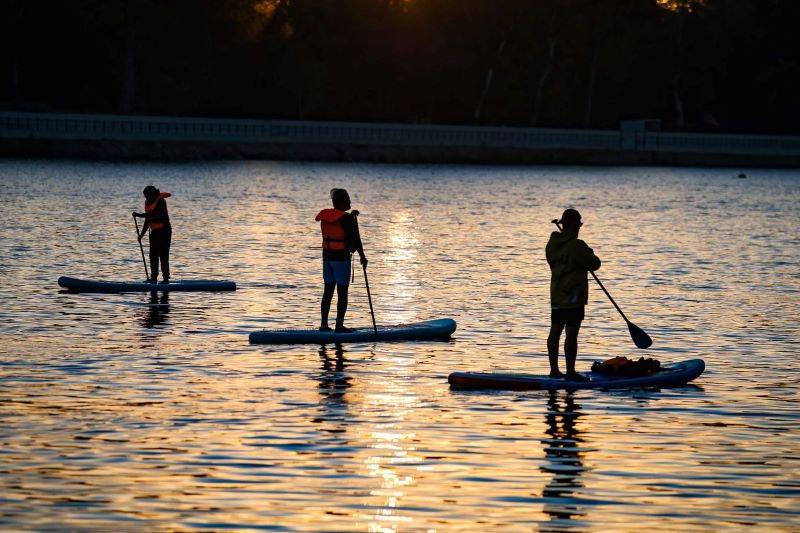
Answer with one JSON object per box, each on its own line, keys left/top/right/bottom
{"left": 546, "top": 230, "right": 601, "bottom": 309}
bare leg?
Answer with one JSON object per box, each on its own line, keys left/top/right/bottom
{"left": 335, "top": 284, "right": 350, "bottom": 330}
{"left": 160, "top": 249, "right": 170, "bottom": 281}
{"left": 160, "top": 229, "right": 171, "bottom": 281}
{"left": 148, "top": 246, "right": 159, "bottom": 282}
{"left": 321, "top": 282, "right": 336, "bottom": 329}
{"left": 564, "top": 324, "right": 581, "bottom": 375}
{"left": 547, "top": 323, "right": 565, "bottom": 377}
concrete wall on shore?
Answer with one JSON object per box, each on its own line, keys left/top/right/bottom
{"left": 2, "top": 112, "right": 800, "bottom": 167}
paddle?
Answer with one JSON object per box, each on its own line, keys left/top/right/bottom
{"left": 551, "top": 219, "right": 652, "bottom": 349}
{"left": 133, "top": 214, "right": 149, "bottom": 280}
{"left": 362, "top": 264, "right": 378, "bottom": 339}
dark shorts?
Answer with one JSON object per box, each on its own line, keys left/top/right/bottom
{"left": 551, "top": 306, "right": 585, "bottom": 327}
{"left": 149, "top": 227, "right": 171, "bottom": 252}
{"left": 323, "top": 260, "right": 351, "bottom": 286}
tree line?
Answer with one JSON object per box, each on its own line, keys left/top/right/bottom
{"left": 1, "top": 0, "right": 798, "bottom": 133}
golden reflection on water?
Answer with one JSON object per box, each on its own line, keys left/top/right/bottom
{"left": 360, "top": 354, "right": 419, "bottom": 532}
{"left": 382, "top": 209, "right": 421, "bottom": 325}
{"left": 1, "top": 162, "right": 799, "bottom": 530}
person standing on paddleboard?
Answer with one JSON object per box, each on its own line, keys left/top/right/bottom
{"left": 316, "top": 188, "right": 368, "bottom": 333}
{"left": 546, "top": 208, "right": 601, "bottom": 380}
{"left": 133, "top": 185, "right": 172, "bottom": 284}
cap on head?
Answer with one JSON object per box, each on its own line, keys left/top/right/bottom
{"left": 559, "top": 208, "right": 582, "bottom": 226}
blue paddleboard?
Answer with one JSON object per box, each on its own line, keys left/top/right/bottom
{"left": 58, "top": 276, "right": 236, "bottom": 293}
{"left": 249, "top": 318, "right": 456, "bottom": 344}
{"left": 448, "top": 359, "right": 705, "bottom": 390}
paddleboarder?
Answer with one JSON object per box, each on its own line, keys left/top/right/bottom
{"left": 132, "top": 185, "right": 172, "bottom": 284}
{"left": 316, "top": 188, "right": 368, "bottom": 333}
{"left": 545, "top": 208, "right": 601, "bottom": 380}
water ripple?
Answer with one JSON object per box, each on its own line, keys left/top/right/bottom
{"left": 0, "top": 161, "right": 798, "bottom": 530}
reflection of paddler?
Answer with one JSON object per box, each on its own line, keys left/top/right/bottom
{"left": 316, "top": 188, "right": 368, "bottom": 333}
{"left": 133, "top": 185, "right": 172, "bottom": 284}
{"left": 541, "top": 390, "right": 588, "bottom": 523}
{"left": 318, "top": 344, "right": 352, "bottom": 404}
{"left": 141, "top": 291, "right": 169, "bottom": 329}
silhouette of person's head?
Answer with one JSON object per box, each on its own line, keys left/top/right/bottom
{"left": 559, "top": 208, "right": 583, "bottom": 233}
{"left": 330, "top": 188, "right": 351, "bottom": 211}
{"left": 143, "top": 185, "right": 160, "bottom": 203}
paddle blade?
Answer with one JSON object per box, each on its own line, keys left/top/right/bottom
{"left": 627, "top": 321, "right": 653, "bottom": 349}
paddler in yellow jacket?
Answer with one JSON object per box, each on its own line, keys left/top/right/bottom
{"left": 545, "top": 208, "right": 601, "bottom": 380}
{"left": 315, "top": 188, "right": 368, "bottom": 332}
{"left": 132, "top": 185, "right": 172, "bottom": 284}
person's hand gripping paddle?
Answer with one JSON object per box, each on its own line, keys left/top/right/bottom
{"left": 133, "top": 213, "right": 149, "bottom": 280}
{"left": 552, "top": 219, "right": 652, "bottom": 349}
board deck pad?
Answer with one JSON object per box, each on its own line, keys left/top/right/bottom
{"left": 58, "top": 276, "right": 236, "bottom": 293}
{"left": 448, "top": 359, "right": 705, "bottom": 390}
{"left": 249, "top": 318, "right": 456, "bottom": 344}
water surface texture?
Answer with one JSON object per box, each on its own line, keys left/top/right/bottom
{"left": 1, "top": 160, "right": 799, "bottom": 531}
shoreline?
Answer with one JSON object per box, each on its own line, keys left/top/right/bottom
{"left": 2, "top": 112, "right": 800, "bottom": 168}
{"left": 3, "top": 138, "right": 799, "bottom": 168}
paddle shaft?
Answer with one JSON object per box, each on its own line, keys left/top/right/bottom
{"left": 362, "top": 264, "right": 378, "bottom": 338}
{"left": 552, "top": 220, "right": 630, "bottom": 323}
{"left": 133, "top": 215, "right": 149, "bottom": 279}
{"left": 588, "top": 268, "right": 630, "bottom": 322}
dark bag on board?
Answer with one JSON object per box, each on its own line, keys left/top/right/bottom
{"left": 591, "top": 356, "right": 661, "bottom": 377}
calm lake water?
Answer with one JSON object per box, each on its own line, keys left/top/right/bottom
{"left": 1, "top": 159, "right": 798, "bottom": 531}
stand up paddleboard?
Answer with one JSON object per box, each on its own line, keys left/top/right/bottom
{"left": 249, "top": 318, "right": 456, "bottom": 344}
{"left": 58, "top": 276, "right": 236, "bottom": 293}
{"left": 448, "top": 359, "right": 704, "bottom": 391}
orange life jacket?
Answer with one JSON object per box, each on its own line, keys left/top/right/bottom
{"left": 315, "top": 208, "right": 348, "bottom": 250}
{"left": 145, "top": 192, "right": 171, "bottom": 230}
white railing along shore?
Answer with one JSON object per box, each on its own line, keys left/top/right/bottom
{"left": 2, "top": 111, "right": 800, "bottom": 156}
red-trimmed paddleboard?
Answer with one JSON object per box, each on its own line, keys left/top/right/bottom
{"left": 448, "top": 359, "right": 705, "bottom": 390}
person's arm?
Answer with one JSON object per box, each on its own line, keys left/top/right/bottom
{"left": 138, "top": 218, "right": 149, "bottom": 241}
{"left": 342, "top": 213, "right": 367, "bottom": 266}
{"left": 132, "top": 208, "right": 150, "bottom": 240}
{"left": 577, "top": 241, "right": 601, "bottom": 271}
{"left": 132, "top": 201, "right": 151, "bottom": 241}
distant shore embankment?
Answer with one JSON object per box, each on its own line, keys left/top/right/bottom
{"left": 2, "top": 112, "right": 800, "bottom": 167}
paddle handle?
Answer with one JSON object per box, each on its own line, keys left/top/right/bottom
{"left": 133, "top": 214, "right": 149, "bottom": 280}
{"left": 362, "top": 265, "right": 378, "bottom": 338}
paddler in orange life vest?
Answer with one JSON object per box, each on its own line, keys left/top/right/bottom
{"left": 132, "top": 185, "right": 172, "bottom": 284}
{"left": 315, "top": 188, "right": 367, "bottom": 332}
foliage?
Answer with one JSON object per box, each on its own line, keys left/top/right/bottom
{"left": 0, "top": 0, "right": 797, "bottom": 133}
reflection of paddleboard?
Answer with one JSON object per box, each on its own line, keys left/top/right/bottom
{"left": 249, "top": 318, "right": 456, "bottom": 345}
{"left": 58, "top": 276, "right": 236, "bottom": 293}
{"left": 449, "top": 359, "right": 705, "bottom": 390}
